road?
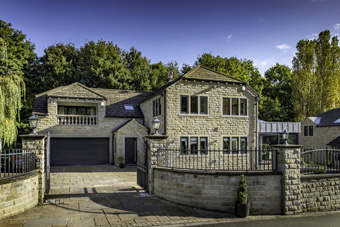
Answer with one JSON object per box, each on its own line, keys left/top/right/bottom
{"left": 196, "top": 211, "right": 340, "bottom": 227}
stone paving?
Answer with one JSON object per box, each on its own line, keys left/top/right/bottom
{"left": 0, "top": 165, "right": 237, "bottom": 227}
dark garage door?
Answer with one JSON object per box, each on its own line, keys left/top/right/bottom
{"left": 51, "top": 138, "right": 109, "bottom": 166}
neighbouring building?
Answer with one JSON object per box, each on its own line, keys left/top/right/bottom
{"left": 33, "top": 65, "right": 260, "bottom": 166}
{"left": 301, "top": 108, "right": 340, "bottom": 149}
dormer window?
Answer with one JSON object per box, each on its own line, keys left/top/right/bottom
{"left": 124, "top": 104, "right": 134, "bottom": 111}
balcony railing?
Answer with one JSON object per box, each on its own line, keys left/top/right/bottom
{"left": 57, "top": 115, "right": 97, "bottom": 125}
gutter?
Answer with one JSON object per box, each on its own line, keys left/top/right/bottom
{"left": 164, "top": 90, "right": 167, "bottom": 135}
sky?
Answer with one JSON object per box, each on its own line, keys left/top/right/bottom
{"left": 1, "top": 0, "right": 340, "bottom": 75}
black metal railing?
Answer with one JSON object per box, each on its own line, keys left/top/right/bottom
{"left": 0, "top": 149, "right": 36, "bottom": 179}
{"left": 301, "top": 148, "right": 340, "bottom": 174}
{"left": 157, "top": 149, "right": 277, "bottom": 172}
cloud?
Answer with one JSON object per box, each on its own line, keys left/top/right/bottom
{"left": 276, "top": 43, "right": 291, "bottom": 50}
{"left": 334, "top": 24, "right": 340, "bottom": 30}
{"left": 307, "top": 33, "right": 318, "bottom": 40}
{"left": 226, "top": 34, "right": 232, "bottom": 40}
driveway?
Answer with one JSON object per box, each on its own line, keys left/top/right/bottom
{"left": 0, "top": 165, "right": 231, "bottom": 227}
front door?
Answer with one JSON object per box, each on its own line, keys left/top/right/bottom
{"left": 125, "top": 138, "right": 137, "bottom": 164}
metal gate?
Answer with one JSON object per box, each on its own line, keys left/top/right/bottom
{"left": 136, "top": 133, "right": 148, "bottom": 191}
{"left": 45, "top": 132, "right": 51, "bottom": 194}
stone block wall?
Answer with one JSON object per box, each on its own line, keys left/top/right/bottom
{"left": 300, "top": 175, "right": 340, "bottom": 212}
{"left": 0, "top": 172, "right": 39, "bottom": 220}
{"left": 153, "top": 169, "right": 282, "bottom": 214}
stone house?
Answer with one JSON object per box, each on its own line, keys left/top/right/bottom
{"left": 33, "top": 65, "right": 259, "bottom": 166}
{"left": 301, "top": 108, "right": 340, "bottom": 149}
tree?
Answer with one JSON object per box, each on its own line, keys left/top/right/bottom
{"left": 0, "top": 20, "right": 35, "bottom": 146}
{"left": 292, "top": 30, "right": 340, "bottom": 121}
{"left": 262, "top": 64, "right": 294, "bottom": 121}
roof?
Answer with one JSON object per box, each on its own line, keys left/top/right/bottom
{"left": 112, "top": 119, "right": 132, "bottom": 132}
{"left": 33, "top": 82, "right": 151, "bottom": 118}
{"left": 327, "top": 136, "right": 340, "bottom": 147}
{"left": 142, "top": 65, "right": 256, "bottom": 102}
{"left": 310, "top": 108, "right": 340, "bottom": 127}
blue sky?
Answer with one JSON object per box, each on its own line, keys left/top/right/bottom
{"left": 1, "top": 0, "right": 340, "bottom": 75}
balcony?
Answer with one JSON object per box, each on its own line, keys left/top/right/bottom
{"left": 57, "top": 115, "right": 97, "bottom": 125}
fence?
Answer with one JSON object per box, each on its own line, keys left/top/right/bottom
{"left": 301, "top": 148, "right": 340, "bottom": 174}
{"left": 0, "top": 149, "right": 36, "bottom": 179}
{"left": 157, "top": 149, "right": 277, "bottom": 172}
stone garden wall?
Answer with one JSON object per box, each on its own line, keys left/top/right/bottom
{"left": 0, "top": 172, "right": 39, "bottom": 220}
{"left": 300, "top": 174, "right": 340, "bottom": 212}
{"left": 153, "top": 168, "right": 282, "bottom": 214}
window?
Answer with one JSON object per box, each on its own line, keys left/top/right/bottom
{"left": 304, "top": 125, "right": 314, "bottom": 136}
{"left": 223, "top": 98, "right": 230, "bottom": 115}
{"left": 180, "top": 95, "right": 208, "bottom": 115}
{"left": 200, "top": 96, "right": 208, "bottom": 114}
{"left": 153, "top": 98, "right": 162, "bottom": 116}
{"left": 240, "top": 137, "right": 247, "bottom": 152}
{"left": 200, "top": 137, "right": 208, "bottom": 154}
{"left": 223, "top": 137, "right": 230, "bottom": 153}
{"left": 232, "top": 137, "right": 239, "bottom": 153}
{"left": 240, "top": 99, "right": 247, "bottom": 115}
{"left": 58, "top": 106, "right": 96, "bottom": 115}
{"left": 223, "top": 97, "right": 248, "bottom": 116}
{"left": 191, "top": 96, "right": 198, "bottom": 114}
{"left": 232, "top": 99, "right": 239, "bottom": 115}
{"left": 124, "top": 104, "right": 134, "bottom": 110}
{"left": 180, "top": 96, "right": 189, "bottom": 113}
{"left": 180, "top": 136, "right": 208, "bottom": 154}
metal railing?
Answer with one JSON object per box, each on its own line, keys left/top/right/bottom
{"left": 301, "top": 148, "right": 340, "bottom": 174}
{"left": 157, "top": 149, "right": 277, "bottom": 172}
{"left": 0, "top": 149, "right": 36, "bottom": 179}
{"left": 57, "top": 115, "right": 97, "bottom": 125}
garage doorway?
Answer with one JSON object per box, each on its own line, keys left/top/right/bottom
{"left": 125, "top": 138, "right": 137, "bottom": 164}
{"left": 51, "top": 138, "right": 109, "bottom": 166}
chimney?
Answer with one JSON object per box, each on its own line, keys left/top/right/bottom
{"left": 167, "top": 71, "right": 173, "bottom": 83}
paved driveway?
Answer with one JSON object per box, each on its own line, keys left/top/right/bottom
{"left": 0, "top": 165, "right": 231, "bottom": 227}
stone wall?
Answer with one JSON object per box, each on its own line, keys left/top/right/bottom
{"left": 153, "top": 168, "right": 281, "bottom": 214}
{"left": 0, "top": 172, "right": 39, "bottom": 220}
{"left": 300, "top": 175, "right": 340, "bottom": 212}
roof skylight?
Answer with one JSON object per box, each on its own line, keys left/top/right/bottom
{"left": 124, "top": 104, "right": 134, "bottom": 110}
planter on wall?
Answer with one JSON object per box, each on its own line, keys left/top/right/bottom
{"left": 235, "top": 202, "right": 249, "bottom": 217}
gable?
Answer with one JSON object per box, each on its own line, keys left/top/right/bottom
{"left": 112, "top": 119, "right": 148, "bottom": 132}
{"left": 301, "top": 117, "right": 317, "bottom": 126}
{"left": 49, "top": 83, "right": 106, "bottom": 100}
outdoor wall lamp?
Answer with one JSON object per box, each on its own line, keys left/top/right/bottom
{"left": 28, "top": 113, "right": 39, "bottom": 134}
{"left": 282, "top": 129, "right": 289, "bottom": 145}
{"left": 152, "top": 117, "right": 161, "bottom": 135}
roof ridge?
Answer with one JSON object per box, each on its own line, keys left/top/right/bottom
{"left": 192, "top": 65, "right": 245, "bottom": 83}
{"left": 45, "top": 82, "right": 107, "bottom": 99}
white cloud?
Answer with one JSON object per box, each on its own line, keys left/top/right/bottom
{"left": 334, "top": 24, "right": 340, "bottom": 30}
{"left": 307, "top": 33, "right": 318, "bottom": 40}
{"left": 226, "top": 34, "right": 232, "bottom": 40}
{"left": 276, "top": 43, "right": 291, "bottom": 50}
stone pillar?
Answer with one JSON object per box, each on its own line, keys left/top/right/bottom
{"left": 20, "top": 134, "right": 47, "bottom": 204}
{"left": 273, "top": 144, "right": 302, "bottom": 215}
{"left": 144, "top": 135, "right": 168, "bottom": 195}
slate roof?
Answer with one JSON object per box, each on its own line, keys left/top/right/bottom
{"left": 327, "top": 136, "right": 340, "bottom": 147}
{"left": 33, "top": 83, "right": 151, "bottom": 118}
{"left": 111, "top": 119, "right": 132, "bottom": 132}
{"left": 312, "top": 108, "right": 340, "bottom": 127}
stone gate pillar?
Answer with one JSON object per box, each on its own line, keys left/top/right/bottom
{"left": 144, "top": 135, "right": 168, "bottom": 195}
{"left": 272, "top": 144, "right": 302, "bottom": 215}
{"left": 20, "top": 134, "right": 47, "bottom": 204}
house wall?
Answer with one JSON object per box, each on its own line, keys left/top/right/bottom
{"left": 114, "top": 119, "right": 148, "bottom": 165}
{"left": 153, "top": 168, "right": 281, "bottom": 214}
{"left": 301, "top": 119, "right": 340, "bottom": 149}
{"left": 164, "top": 80, "right": 257, "bottom": 149}
{"left": 140, "top": 93, "right": 165, "bottom": 135}
{"left": 36, "top": 97, "right": 143, "bottom": 164}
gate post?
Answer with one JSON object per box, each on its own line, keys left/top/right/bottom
{"left": 144, "top": 135, "right": 168, "bottom": 195}
{"left": 20, "top": 134, "right": 47, "bottom": 204}
{"left": 272, "top": 144, "right": 302, "bottom": 215}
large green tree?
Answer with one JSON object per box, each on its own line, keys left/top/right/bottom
{"left": 0, "top": 20, "right": 36, "bottom": 145}
{"left": 261, "top": 64, "right": 294, "bottom": 121}
{"left": 292, "top": 30, "right": 340, "bottom": 121}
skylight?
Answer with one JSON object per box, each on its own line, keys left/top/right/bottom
{"left": 334, "top": 118, "right": 340, "bottom": 124}
{"left": 124, "top": 104, "right": 134, "bottom": 110}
